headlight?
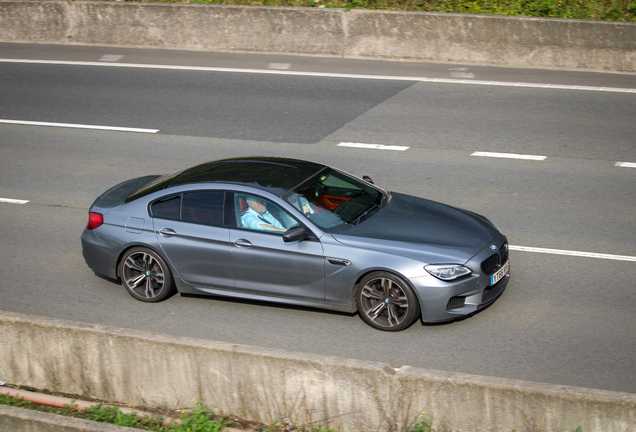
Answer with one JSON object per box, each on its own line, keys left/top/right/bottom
{"left": 425, "top": 264, "right": 472, "bottom": 281}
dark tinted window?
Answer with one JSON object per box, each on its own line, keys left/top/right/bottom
{"left": 182, "top": 191, "right": 225, "bottom": 226}
{"left": 125, "top": 172, "right": 181, "bottom": 203}
{"left": 150, "top": 195, "right": 181, "bottom": 220}
{"left": 98, "top": 175, "right": 161, "bottom": 208}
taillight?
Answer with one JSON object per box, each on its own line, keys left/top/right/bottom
{"left": 86, "top": 212, "right": 104, "bottom": 230}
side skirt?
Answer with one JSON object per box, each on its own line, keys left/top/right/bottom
{"left": 174, "top": 277, "right": 354, "bottom": 313}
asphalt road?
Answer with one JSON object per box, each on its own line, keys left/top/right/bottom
{"left": 1, "top": 44, "right": 635, "bottom": 394}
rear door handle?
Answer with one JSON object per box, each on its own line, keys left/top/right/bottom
{"left": 234, "top": 239, "right": 253, "bottom": 247}
{"left": 158, "top": 228, "right": 177, "bottom": 238}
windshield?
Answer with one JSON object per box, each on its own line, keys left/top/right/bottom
{"left": 283, "top": 168, "right": 384, "bottom": 233}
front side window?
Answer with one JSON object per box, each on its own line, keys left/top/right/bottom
{"left": 235, "top": 194, "right": 297, "bottom": 233}
{"left": 284, "top": 168, "right": 384, "bottom": 232}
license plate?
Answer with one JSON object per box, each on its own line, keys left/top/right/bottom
{"left": 490, "top": 260, "right": 510, "bottom": 286}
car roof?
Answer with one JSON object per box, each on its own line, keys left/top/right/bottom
{"left": 167, "top": 157, "right": 326, "bottom": 196}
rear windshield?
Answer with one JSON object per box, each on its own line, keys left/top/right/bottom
{"left": 124, "top": 172, "right": 181, "bottom": 203}
{"left": 96, "top": 175, "right": 162, "bottom": 208}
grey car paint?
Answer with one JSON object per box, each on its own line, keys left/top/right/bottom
{"left": 81, "top": 157, "right": 510, "bottom": 331}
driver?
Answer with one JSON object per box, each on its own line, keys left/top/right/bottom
{"left": 241, "top": 196, "right": 286, "bottom": 232}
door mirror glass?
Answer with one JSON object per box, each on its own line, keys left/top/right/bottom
{"left": 283, "top": 226, "right": 308, "bottom": 243}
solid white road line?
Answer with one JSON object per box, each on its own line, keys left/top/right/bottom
{"left": 338, "top": 142, "right": 410, "bottom": 151}
{"left": 0, "top": 119, "right": 159, "bottom": 133}
{"left": 615, "top": 162, "right": 636, "bottom": 168}
{"left": 472, "top": 151, "right": 547, "bottom": 161}
{"left": 509, "top": 245, "right": 636, "bottom": 262}
{"left": 0, "top": 198, "right": 29, "bottom": 204}
{"left": 2, "top": 59, "right": 635, "bottom": 94}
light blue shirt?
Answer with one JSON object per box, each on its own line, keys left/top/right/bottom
{"left": 241, "top": 208, "right": 284, "bottom": 231}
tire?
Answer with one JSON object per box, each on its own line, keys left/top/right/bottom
{"left": 119, "top": 247, "right": 175, "bottom": 302}
{"left": 356, "top": 271, "right": 421, "bottom": 331}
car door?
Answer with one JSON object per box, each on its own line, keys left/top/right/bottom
{"left": 152, "top": 191, "right": 234, "bottom": 289}
{"left": 230, "top": 193, "right": 326, "bottom": 300}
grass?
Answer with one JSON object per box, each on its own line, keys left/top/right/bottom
{"left": 1, "top": 390, "right": 586, "bottom": 432}
{"left": 1, "top": 391, "right": 245, "bottom": 432}
{"left": 104, "top": 0, "right": 636, "bottom": 22}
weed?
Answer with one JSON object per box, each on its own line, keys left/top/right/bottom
{"left": 85, "top": 404, "right": 144, "bottom": 428}
{"left": 164, "top": 401, "right": 229, "bottom": 432}
{"left": 407, "top": 412, "right": 435, "bottom": 432}
{"left": 0, "top": 393, "right": 30, "bottom": 408}
{"left": 56, "top": 400, "right": 80, "bottom": 416}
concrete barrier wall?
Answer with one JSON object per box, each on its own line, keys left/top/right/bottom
{"left": 0, "top": 1, "right": 635, "bottom": 72}
{"left": 1, "top": 312, "right": 635, "bottom": 432}
{"left": 344, "top": 11, "right": 636, "bottom": 72}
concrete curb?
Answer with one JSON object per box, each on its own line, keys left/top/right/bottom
{"left": 0, "top": 403, "right": 138, "bottom": 432}
{"left": 0, "top": 1, "right": 635, "bottom": 72}
{"left": 1, "top": 311, "right": 635, "bottom": 432}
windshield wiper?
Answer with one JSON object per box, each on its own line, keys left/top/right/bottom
{"left": 352, "top": 203, "right": 379, "bottom": 226}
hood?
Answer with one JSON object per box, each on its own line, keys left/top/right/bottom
{"left": 331, "top": 192, "right": 500, "bottom": 264}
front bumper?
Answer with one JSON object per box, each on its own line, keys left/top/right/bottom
{"left": 412, "top": 233, "right": 511, "bottom": 323}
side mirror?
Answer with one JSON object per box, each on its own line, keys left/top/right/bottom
{"left": 283, "top": 226, "right": 308, "bottom": 243}
{"left": 363, "top": 176, "right": 374, "bottom": 184}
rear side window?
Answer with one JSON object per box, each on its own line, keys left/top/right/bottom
{"left": 181, "top": 191, "right": 225, "bottom": 226}
{"left": 150, "top": 195, "right": 181, "bottom": 220}
{"left": 150, "top": 191, "right": 226, "bottom": 226}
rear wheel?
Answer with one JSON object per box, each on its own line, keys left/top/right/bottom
{"left": 356, "top": 272, "right": 420, "bottom": 331}
{"left": 119, "top": 247, "right": 175, "bottom": 302}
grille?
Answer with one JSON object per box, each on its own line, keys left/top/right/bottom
{"left": 481, "top": 253, "right": 501, "bottom": 275}
{"left": 480, "top": 242, "right": 509, "bottom": 275}
{"left": 447, "top": 296, "right": 466, "bottom": 310}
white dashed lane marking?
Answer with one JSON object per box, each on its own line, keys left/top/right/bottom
{"left": 337, "top": 142, "right": 410, "bottom": 151}
{"left": 0, "top": 198, "right": 29, "bottom": 204}
{"left": 471, "top": 151, "right": 547, "bottom": 161}
{"left": 615, "top": 162, "right": 636, "bottom": 168}
{"left": 268, "top": 63, "right": 291, "bottom": 70}
{"left": 99, "top": 54, "right": 123, "bottom": 62}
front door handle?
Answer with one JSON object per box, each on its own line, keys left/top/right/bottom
{"left": 158, "top": 228, "right": 177, "bottom": 238}
{"left": 234, "top": 239, "right": 253, "bottom": 247}
{"left": 327, "top": 257, "right": 351, "bottom": 266}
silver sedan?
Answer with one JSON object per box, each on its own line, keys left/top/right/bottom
{"left": 81, "top": 157, "right": 510, "bottom": 331}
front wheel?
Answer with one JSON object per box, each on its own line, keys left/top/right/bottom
{"left": 356, "top": 272, "right": 420, "bottom": 331}
{"left": 119, "top": 247, "right": 175, "bottom": 302}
